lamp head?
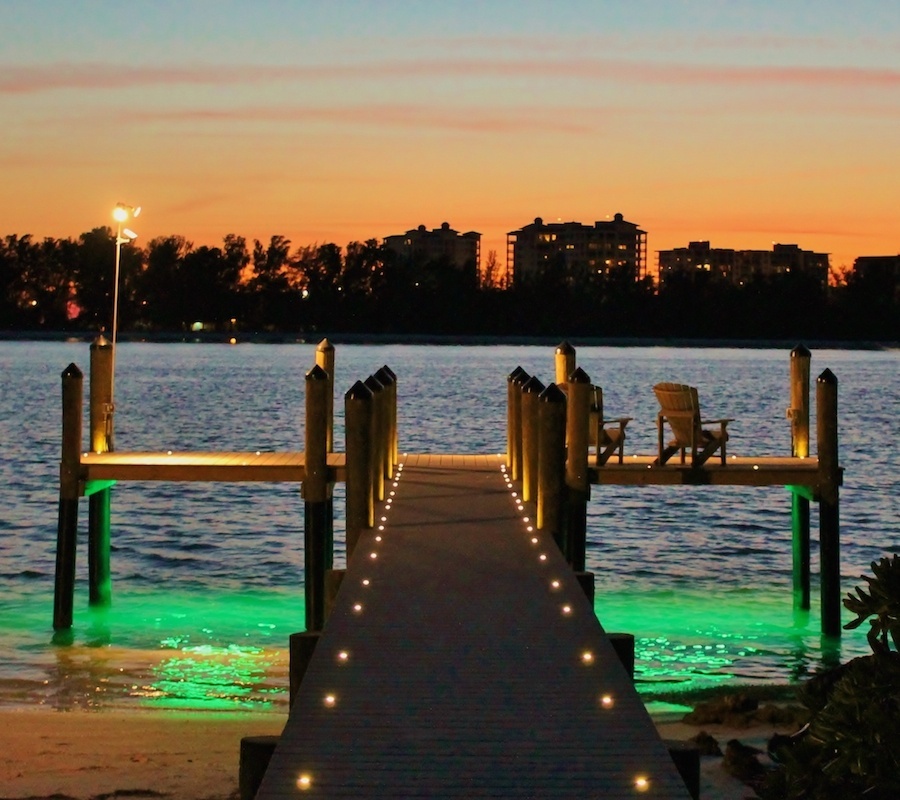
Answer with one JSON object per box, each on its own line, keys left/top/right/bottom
{"left": 113, "top": 202, "right": 140, "bottom": 223}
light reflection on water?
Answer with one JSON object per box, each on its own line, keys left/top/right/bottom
{"left": 0, "top": 341, "right": 896, "bottom": 709}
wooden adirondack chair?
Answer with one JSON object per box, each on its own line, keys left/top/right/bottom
{"left": 589, "top": 385, "right": 632, "bottom": 465}
{"left": 653, "top": 382, "right": 733, "bottom": 466}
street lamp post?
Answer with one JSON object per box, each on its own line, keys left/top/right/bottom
{"left": 110, "top": 202, "right": 140, "bottom": 435}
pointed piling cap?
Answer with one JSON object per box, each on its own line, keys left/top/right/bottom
{"left": 555, "top": 341, "right": 575, "bottom": 356}
{"left": 381, "top": 364, "right": 397, "bottom": 380}
{"left": 375, "top": 365, "right": 395, "bottom": 386}
{"left": 791, "top": 344, "right": 811, "bottom": 359}
{"left": 539, "top": 382, "right": 567, "bottom": 404}
{"left": 508, "top": 365, "right": 527, "bottom": 382}
{"left": 62, "top": 362, "right": 83, "bottom": 379}
{"left": 316, "top": 338, "right": 334, "bottom": 354}
{"left": 345, "top": 379, "right": 374, "bottom": 401}
{"left": 569, "top": 366, "right": 591, "bottom": 384}
{"left": 817, "top": 368, "right": 838, "bottom": 385}
{"left": 522, "top": 375, "right": 546, "bottom": 394}
{"left": 306, "top": 363, "right": 329, "bottom": 381}
{"left": 513, "top": 369, "right": 531, "bottom": 387}
{"left": 91, "top": 334, "right": 111, "bottom": 349}
{"left": 364, "top": 373, "right": 385, "bottom": 392}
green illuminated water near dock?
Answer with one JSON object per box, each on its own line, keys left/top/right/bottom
{"left": 0, "top": 583, "right": 869, "bottom": 711}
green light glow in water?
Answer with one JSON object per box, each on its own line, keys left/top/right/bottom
{"left": 595, "top": 586, "right": 865, "bottom": 698}
{"left": 0, "top": 582, "right": 872, "bottom": 711}
{"left": 0, "top": 586, "right": 299, "bottom": 711}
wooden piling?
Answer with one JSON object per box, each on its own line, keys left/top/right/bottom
{"left": 89, "top": 336, "right": 114, "bottom": 453}
{"left": 303, "top": 364, "right": 333, "bottom": 632}
{"left": 379, "top": 364, "right": 398, "bottom": 469}
{"left": 520, "top": 375, "right": 544, "bottom": 503}
{"left": 239, "top": 735, "right": 280, "bottom": 800}
{"left": 789, "top": 345, "right": 812, "bottom": 611}
{"left": 345, "top": 380, "right": 374, "bottom": 560}
{"left": 54, "top": 363, "right": 83, "bottom": 631}
{"left": 88, "top": 337, "right": 114, "bottom": 607}
{"left": 364, "top": 374, "right": 386, "bottom": 502}
{"left": 565, "top": 368, "right": 591, "bottom": 571}
{"left": 537, "top": 383, "right": 567, "bottom": 554}
{"left": 575, "top": 571, "right": 595, "bottom": 605}
{"left": 664, "top": 740, "right": 701, "bottom": 800}
{"left": 289, "top": 630, "right": 321, "bottom": 705}
{"left": 325, "top": 568, "right": 345, "bottom": 621}
{"left": 816, "top": 368, "right": 841, "bottom": 637}
{"left": 315, "top": 339, "right": 335, "bottom": 452}
{"left": 507, "top": 367, "right": 527, "bottom": 480}
{"left": 554, "top": 341, "right": 576, "bottom": 386}
{"left": 375, "top": 366, "right": 395, "bottom": 480}
{"left": 607, "top": 632, "right": 636, "bottom": 680}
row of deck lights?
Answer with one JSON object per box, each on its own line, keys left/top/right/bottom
{"left": 295, "top": 459, "right": 406, "bottom": 792}
{"left": 499, "top": 459, "right": 650, "bottom": 794}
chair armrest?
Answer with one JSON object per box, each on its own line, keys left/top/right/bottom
{"left": 601, "top": 416, "right": 632, "bottom": 428}
{"left": 702, "top": 417, "right": 734, "bottom": 424}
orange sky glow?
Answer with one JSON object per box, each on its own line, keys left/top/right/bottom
{"left": 2, "top": 2, "right": 897, "bottom": 279}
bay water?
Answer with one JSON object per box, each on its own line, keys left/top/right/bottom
{"left": 1, "top": 340, "right": 897, "bottom": 712}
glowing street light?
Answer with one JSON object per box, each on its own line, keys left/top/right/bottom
{"left": 110, "top": 202, "right": 140, "bottom": 419}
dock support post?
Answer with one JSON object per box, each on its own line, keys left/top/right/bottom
{"left": 88, "top": 337, "right": 114, "bottom": 607}
{"left": 54, "top": 363, "right": 83, "bottom": 631}
{"left": 364, "top": 374, "right": 386, "bottom": 502}
{"left": 315, "top": 338, "right": 335, "bottom": 452}
{"left": 565, "top": 368, "right": 591, "bottom": 571}
{"left": 520, "top": 376, "right": 544, "bottom": 502}
{"left": 507, "top": 367, "right": 527, "bottom": 480}
{"left": 379, "top": 365, "right": 398, "bottom": 471}
{"left": 817, "top": 369, "right": 841, "bottom": 637}
{"left": 789, "top": 345, "right": 811, "bottom": 610}
{"left": 239, "top": 735, "right": 280, "bottom": 800}
{"left": 303, "top": 364, "right": 333, "bottom": 632}
{"left": 537, "top": 383, "right": 567, "bottom": 554}
{"left": 375, "top": 366, "right": 395, "bottom": 480}
{"left": 289, "top": 630, "right": 321, "bottom": 705}
{"left": 554, "top": 341, "right": 575, "bottom": 386}
{"left": 345, "top": 380, "right": 374, "bottom": 560}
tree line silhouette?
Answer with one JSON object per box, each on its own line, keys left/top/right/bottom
{"left": 1, "top": 227, "right": 896, "bottom": 341}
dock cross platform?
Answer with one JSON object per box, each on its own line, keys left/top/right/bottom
{"left": 255, "top": 454, "right": 691, "bottom": 799}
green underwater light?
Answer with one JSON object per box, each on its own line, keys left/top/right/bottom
{"left": 595, "top": 586, "right": 865, "bottom": 697}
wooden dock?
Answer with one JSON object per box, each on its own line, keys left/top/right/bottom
{"left": 255, "top": 454, "right": 691, "bottom": 798}
{"left": 79, "top": 451, "right": 346, "bottom": 486}
{"left": 53, "top": 340, "right": 847, "bottom": 797}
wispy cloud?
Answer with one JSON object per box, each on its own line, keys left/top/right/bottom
{"left": 3, "top": 58, "right": 899, "bottom": 94}
{"left": 115, "top": 104, "right": 603, "bottom": 135}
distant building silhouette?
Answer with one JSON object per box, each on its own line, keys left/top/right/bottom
{"left": 658, "top": 241, "right": 830, "bottom": 287}
{"left": 853, "top": 255, "right": 900, "bottom": 286}
{"left": 853, "top": 255, "right": 900, "bottom": 303}
{"left": 506, "top": 213, "right": 647, "bottom": 287}
{"left": 383, "top": 222, "right": 480, "bottom": 271}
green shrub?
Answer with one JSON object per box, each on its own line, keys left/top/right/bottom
{"left": 761, "top": 556, "right": 900, "bottom": 799}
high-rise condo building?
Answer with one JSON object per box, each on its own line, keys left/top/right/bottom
{"left": 506, "top": 213, "right": 647, "bottom": 287}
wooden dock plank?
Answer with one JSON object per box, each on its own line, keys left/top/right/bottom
{"left": 257, "top": 455, "right": 690, "bottom": 799}
{"left": 77, "top": 447, "right": 821, "bottom": 492}
{"left": 78, "top": 451, "right": 347, "bottom": 484}
{"left": 591, "top": 454, "right": 823, "bottom": 488}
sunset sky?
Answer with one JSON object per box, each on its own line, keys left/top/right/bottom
{"left": 1, "top": 0, "right": 897, "bottom": 274}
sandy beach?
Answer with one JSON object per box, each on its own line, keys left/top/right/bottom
{"left": 0, "top": 701, "right": 801, "bottom": 799}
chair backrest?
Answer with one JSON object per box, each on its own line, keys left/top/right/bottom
{"left": 653, "top": 382, "right": 700, "bottom": 446}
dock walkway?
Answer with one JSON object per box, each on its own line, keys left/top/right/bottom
{"left": 256, "top": 454, "right": 690, "bottom": 798}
